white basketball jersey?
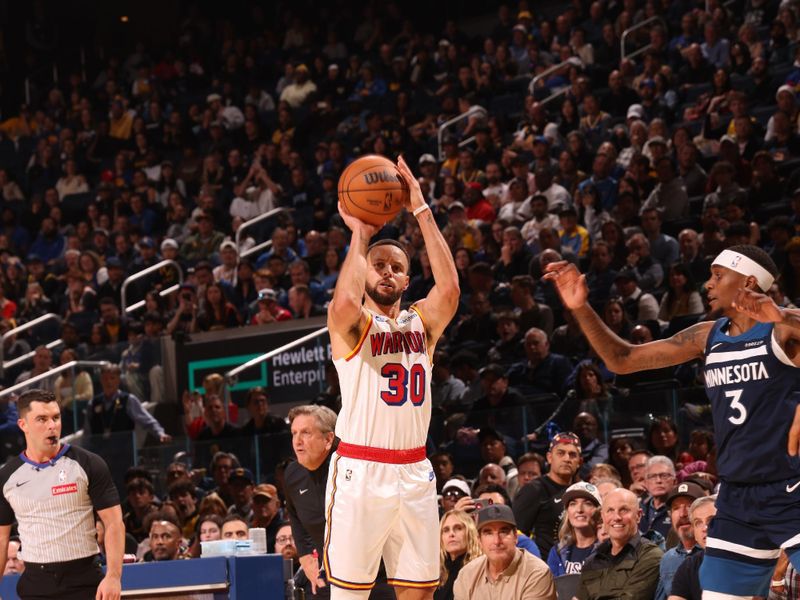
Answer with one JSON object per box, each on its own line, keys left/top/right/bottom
{"left": 333, "top": 307, "right": 431, "bottom": 450}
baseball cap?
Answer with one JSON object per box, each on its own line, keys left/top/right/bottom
{"left": 615, "top": 266, "right": 639, "bottom": 282}
{"left": 448, "top": 201, "right": 466, "bottom": 212}
{"left": 478, "top": 427, "right": 505, "bottom": 444}
{"left": 719, "top": 134, "right": 737, "bottom": 146}
{"left": 665, "top": 481, "right": 705, "bottom": 506}
{"left": 549, "top": 431, "right": 582, "bottom": 453}
{"left": 106, "top": 257, "right": 123, "bottom": 269}
{"left": 139, "top": 237, "right": 155, "bottom": 249}
{"left": 476, "top": 504, "right": 516, "bottom": 530}
{"left": 161, "top": 238, "right": 179, "bottom": 251}
{"left": 418, "top": 153, "right": 437, "bottom": 165}
{"left": 512, "top": 24, "right": 528, "bottom": 33}
{"left": 178, "top": 282, "right": 196, "bottom": 293}
{"left": 518, "top": 10, "right": 533, "bottom": 20}
{"left": 220, "top": 240, "right": 238, "bottom": 252}
{"left": 442, "top": 479, "right": 471, "bottom": 497}
{"left": 258, "top": 288, "right": 278, "bottom": 302}
{"left": 533, "top": 135, "right": 550, "bottom": 146}
{"left": 777, "top": 84, "right": 796, "bottom": 101}
{"left": 627, "top": 104, "right": 644, "bottom": 120}
{"left": 206, "top": 93, "right": 222, "bottom": 104}
{"left": 229, "top": 468, "right": 254, "bottom": 485}
{"left": 253, "top": 483, "right": 277, "bottom": 500}
{"left": 561, "top": 481, "right": 602, "bottom": 507}
{"left": 647, "top": 136, "right": 667, "bottom": 147}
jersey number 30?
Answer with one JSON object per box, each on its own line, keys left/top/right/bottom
{"left": 726, "top": 389, "right": 747, "bottom": 425}
{"left": 381, "top": 364, "right": 426, "bottom": 406}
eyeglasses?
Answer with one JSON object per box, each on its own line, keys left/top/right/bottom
{"left": 443, "top": 490, "right": 466, "bottom": 499}
{"left": 646, "top": 473, "right": 674, "bottom": 481}
{"left": 276, "top": 535, "right": 294, "bottom": 544}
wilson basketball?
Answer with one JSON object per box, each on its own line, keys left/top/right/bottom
{"left": 338, "top": 155, "right": 409, "bottom": 226}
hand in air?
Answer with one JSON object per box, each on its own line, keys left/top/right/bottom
{"left": 542, "top": 261, "right": 588, "bottom": 310}
{"left": 732, "top": 288, "right": 783, "bottom": 323}
{"left": 396, "top": 155, "right": 426, "bottom": 212}
{"left": 337, "top": 201, "right": 380, "bottom": 238}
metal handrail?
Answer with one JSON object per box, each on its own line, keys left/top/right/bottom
{"left": 0, "top": 313, "right": 62, "bottom": 376}
{"left": 437, "top": 105, "right": 487, "bottom": 161}
{"left": 528, "top": 58, "right": 575, "bottom": 96}
{"left": 235, "top": 207, "right": 293, "bottom": 260}
{"left": 620, "top": 16, "right": 667, "bottom": 63}
{"left": 223, "top": 326, "right": 329, "bottom": 413}
{"left": 121, "top": 260, "right": 183, "bottom": 315}
{"left": 0, "top": 360, "right": 110, "bottom": 400}
{"left": 4, "top": 339, "right": 64, "bottom": 372}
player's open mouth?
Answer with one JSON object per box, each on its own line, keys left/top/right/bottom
{"left": 46, "top": 436, "right": 58, "bottom": 445}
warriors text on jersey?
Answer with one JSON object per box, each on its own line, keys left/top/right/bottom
{"left": 703, "top": 319, "right": 800, "bottom": 483}
{"left": 333, "top": 306, "right": 430, "bottom": 450}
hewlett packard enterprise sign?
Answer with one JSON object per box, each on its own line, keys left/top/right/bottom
{"left": 174, "top": 318, "right": 330, "bottom": 407}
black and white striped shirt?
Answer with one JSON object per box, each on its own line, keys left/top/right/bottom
{"left": 0, "top": 444, "right": 119, "bottom": 563}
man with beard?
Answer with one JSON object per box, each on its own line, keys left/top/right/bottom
{"left": 324, "top": 157, "right": 459, "bottom": 598}
{"left": 655, "top": 482, "right": 706, "bottom": 600}
{"left": 275, "top": 522, "right": 299, "bottom": 572}
{"left": 513, "top": 432, "right": 582, "bottom": 557}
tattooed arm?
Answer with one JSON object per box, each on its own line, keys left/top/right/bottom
{"left": 544, "top": 262, "right": 710, "bottom": 373}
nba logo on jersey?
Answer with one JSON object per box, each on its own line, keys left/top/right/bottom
{"left": 345, "top": 469, "right": 352, "bottom": 481}
{"left": 730, "top": 254, "right": 742, "bottom": 268}
{"left": 58, "top": 469, "right": 66, "bottom": 483}
{"left": 428, "top": 470, "right": 434, "bottom": 481}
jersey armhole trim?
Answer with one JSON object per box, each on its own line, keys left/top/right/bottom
{"left": 344, "top": 313, "right": 373, "bottom": 361}
{"left": 772, "top": 330, "right": 796, "bottom": 367}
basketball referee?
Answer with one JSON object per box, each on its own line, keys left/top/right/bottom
{"left": 0, "top": 389, "right": 124, "bottom": 599}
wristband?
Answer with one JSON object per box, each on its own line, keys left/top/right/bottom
{"left": 412, "top": 204, "right": 431, "bottom": 217}
{"left": 771, "top": 579, "right": 786, "bottom": 587}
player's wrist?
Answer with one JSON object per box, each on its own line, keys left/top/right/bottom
{"left": 412, "top": 203, "right": 430, "bottom": 217}
{"left": 771, "top": 578, "right": 786, "bottom": 587}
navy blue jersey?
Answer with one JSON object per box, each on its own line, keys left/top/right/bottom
{"left": 703, "top": 319, "right": 800, "bottom": 483}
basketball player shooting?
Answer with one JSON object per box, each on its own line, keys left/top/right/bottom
{"left": 323, "top": 155, "right": 459, "bottom": 599}
{"left": 544, "top": 245, "right": 800, "bottom": 599}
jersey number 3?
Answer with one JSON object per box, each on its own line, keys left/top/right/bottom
{"left": 381, "top": 364, "right": 426, "bottom": 407}
{"left": 726, "top": 389, "right": 747, "bottom": 425}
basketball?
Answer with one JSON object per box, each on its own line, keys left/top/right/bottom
{"left": 338, "top": 155, "right": 409, "bottom": 226}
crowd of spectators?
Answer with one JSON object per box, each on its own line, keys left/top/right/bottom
{"left": 3, "top": 0, "right": 800, "bottom": 596}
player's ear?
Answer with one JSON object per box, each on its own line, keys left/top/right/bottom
{"left": 16, "top": 417, "right": 26, "bottom": 434}
{"left": 744, "top": 275, "right": 759, "bottom": 291}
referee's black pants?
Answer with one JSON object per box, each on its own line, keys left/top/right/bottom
{"left": 18, "top": 555, "right": 104, "bottom": 600}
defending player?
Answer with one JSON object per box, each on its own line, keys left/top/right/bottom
{"left": 544, "top": 245, "right": 800, "bottom": 599}
{"left": 323, "top": 155, "right": 459, "bottom": 599}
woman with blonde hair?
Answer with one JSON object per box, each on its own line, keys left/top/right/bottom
{"left": 435, "top": 510, "right": 482, "bottom": 600}
{"left": 546, "top": 482, "right": 602, "bottom": 577}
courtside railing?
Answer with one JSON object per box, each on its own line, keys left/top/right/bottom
{"left": 0, "top": 313, "right": 63, "bottom": 377}
{"left": 620, "top": 16, "right": 667, "bottom": 63}
{"left": 437, "top": 105, "right": 487, "bottom": 161}
{"left": 236, "top": 207, "right": 294, "bottom": 261}
{"left": 121, "top": 259, "right": 183, "bottom": 315}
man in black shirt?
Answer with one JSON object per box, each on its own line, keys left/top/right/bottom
{"left": 670, "top": 495, "right": 717, "bottom": 600}
{"left": 284, "top": 405, "right": 393, "bottom": 600}
{"left": 513, "top": 432, "right": 582, "bottom": 557}
{"left": 239, "top": 388, "right": 288, "bottom": 436}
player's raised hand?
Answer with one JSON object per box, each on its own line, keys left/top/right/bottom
{"left": 542, "top": 261, "right": 588, "bottom": 310}
{"left": 395, "top": 155, "right": 425, "bottom": 212}
{"left": 732, "top": 288, "right": 783, "bottom": 323}
{"left": 337, "top": 201, "right": 380, "bottom": 238}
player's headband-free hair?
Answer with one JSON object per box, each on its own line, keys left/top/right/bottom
{"left": 712, "top": 249, "right": 775, "bottom": 291}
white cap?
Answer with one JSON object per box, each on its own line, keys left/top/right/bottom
{"left": 561, "top": 481, "right": 602, "bottom": 507}
{"left": 220, "top": 240, "right": 238, "bottom": 252}
{"left": 777, "top": 84, "right": 796, "bottom": 101}
{"left": 442, "top": 479, "right": 470, "bottom": 497}
{"left": 627, "top": 104, "right": 644, "bottom": 120}
{"left": 161, "top": 238, "right": 179, "bottom": 251}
